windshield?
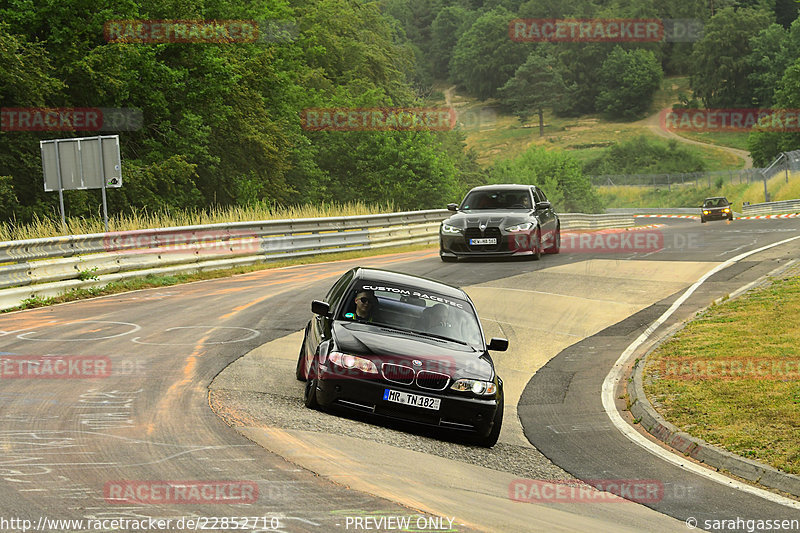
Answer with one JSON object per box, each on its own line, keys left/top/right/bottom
{"left": 339, "top": 283, "right": 483, "bottom": 347}
{"left": 704, "top": 198, "right": 728, "bottom": 207}
{"left": 461, "top": 190, "right": 532, "bottom": 210}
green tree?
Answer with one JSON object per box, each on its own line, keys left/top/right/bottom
{"left": 747, "top": 23, "right": 791, "bottom": 107}
{"left": 449, "top": 7, "right": 529, "bottom": 99}
{"left": 0, "top": 23, "right": 65, "bottom": 220}
{"left": 689, "top": 6, "right": 773, "bottom": 108}
{"left": 430, "top": 6, "right": 477, "bottom": 78}
{"left": 489, "top": 146, "right": 603, "bottom": 213}
{"left": 748, "top": 58, "right": 800, "bottom": 166}
{"left": 497, "top": 48, "right": 567, "bottom": 136}
{"left": 583, "top": 136, "right": 707, "bottom": 175}
{"left": 595, "top": 47, "right": 662, "bottom": 120}
{"left": 314, "top": 131, "right": 459, "bottom": 210}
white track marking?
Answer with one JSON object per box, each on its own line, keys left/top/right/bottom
{"left": 602, "top": 234, "right": 800, "bottom": 509}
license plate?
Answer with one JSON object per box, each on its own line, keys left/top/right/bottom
{"left": 470, "top": 238, "right": 497, "bottom": 245}
{"left": 383, "top": 389, "right": 440, "bottom": 410}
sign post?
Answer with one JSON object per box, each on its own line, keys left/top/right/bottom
{"left": 40, "top": 135, "right": 122, "bottom": 232}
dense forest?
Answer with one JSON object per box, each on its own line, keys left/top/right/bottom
{"left": 1, "top": 0, "right": 799, "bottom": 222}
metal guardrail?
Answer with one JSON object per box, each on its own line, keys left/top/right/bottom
{"left": 559, "top": 213, "right": 633, "bottom": 230}
{"left": 741, "top": 199, "right": 800, "bottom": 216}
{"left": 606, "top": 207, "right": 700, "bottom": 215}
{"left": 0, "top": 210, "right": 633, "bottom": 311}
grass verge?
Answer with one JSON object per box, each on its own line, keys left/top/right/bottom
{"left": 433, "top": 76, "right": 747, "bottom": 171}
{"left": 0, "top": 201, "right": 396, "bottom": 242}
{"left": 643, "top": 274, "right": 800, "bottom": 475}
{"left": 4, "top": 243, "right": 435, "bottom": 313}
{"left": 598, "top": 170, "right": 800, "bottom": 209}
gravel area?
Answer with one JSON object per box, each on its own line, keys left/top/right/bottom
{"left": 210, "top": 387, "right": 572, "bottom": 482}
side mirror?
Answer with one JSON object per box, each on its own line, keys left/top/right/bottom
{"left": 447, "top": 203, "right": 458, "bottom": 212}
{"left": 487, "top": 338, "right": 508, "bottom": 351}
{"left": 535, "top": 201, "right": 551, "bottom": 211}
{"left": 311, "top": 300, "right": 330, "bottom": 317}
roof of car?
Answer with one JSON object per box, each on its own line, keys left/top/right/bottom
{"left": 704, "top": 196, "right": 728, "bottom": 201}
{"left": 353, "top": 268, "right": 467, "bottom": 299}
{"left": 467, "top": 184, "right": 535, "bottom": 191}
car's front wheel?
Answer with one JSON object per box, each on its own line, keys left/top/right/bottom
{"left": 475, "top": 399, "right": 503, "bottom": 448}
{"left": 530, "top": 229, "right": 542, "bottom": 260}
{"left": 546, "top": 225, "right": 560, "bottom": 254}
{"left": 295, "top": 326, "right": 309, "bottom": 381}
{"left": 303, "top": 360, "right": 320, "bottom": 409}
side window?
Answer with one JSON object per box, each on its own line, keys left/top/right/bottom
{"left": 325, "top": 271, "right": 353, "bottom": 309}
{"left": 533, "top": 188, "right": 545, "bottom": 204}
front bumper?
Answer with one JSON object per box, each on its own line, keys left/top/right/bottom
{"left": 440, "top": 231, "right": 538, "bottom": 259}
{"left": 702, "top": 209, "right": 732, "bottom": 221}
{"left": 314, "top": 365, "right": 500, "bottom": 437}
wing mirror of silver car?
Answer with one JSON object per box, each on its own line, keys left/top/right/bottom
{"left": 447, "top": 203, "right": 458, "bottom": 212}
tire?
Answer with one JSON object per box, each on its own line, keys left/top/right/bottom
{"left": 701, "top": 217, "right": 706, "bottom": 223}
{"left": 295, "top": 326, "right": 309, "bottom": 381}
{"left": 303, "top": 360, "right": 320, "bottom": 409}
{"left": 475, "top": 399, "right": 503, "bottom": 448}
{"left": 530, "top": 229, "right": 542, "bottom": 260}
{"left": 546, "top": 225, "right": 560, "bottom": 254}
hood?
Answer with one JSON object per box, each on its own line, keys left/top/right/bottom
{"left": 443, "top": 210, "right": 535, "bottom": 229}
{"left": 332, "top": 322, "right": 493, "bottom": 380}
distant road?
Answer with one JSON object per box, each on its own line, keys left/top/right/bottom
{"left": 642, "top": 107, "right": 754, "bottom": 169}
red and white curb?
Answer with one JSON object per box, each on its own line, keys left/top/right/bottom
{"left": 737, "top": 213, "right": 800, "bottom": 220}
{"left": 634, "top": 214, "right": 700, "bottom": 220}
{"left": 628, "top": 223, "right": 666, "bottom": 230}
{"left": 634, "top": 213, "right": 800, "bottom": 220}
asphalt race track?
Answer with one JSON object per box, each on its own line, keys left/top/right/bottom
{"left": 0, "top": 217, "right": 798, "bottom": 533}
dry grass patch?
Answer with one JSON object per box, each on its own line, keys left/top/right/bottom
{"left": 0, "top": 201, "right": 396, "bottom": 241}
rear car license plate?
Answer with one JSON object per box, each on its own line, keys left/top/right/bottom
{"left": 469, "top": 238, "right": 497, "bottom": 245}
{"left": 383, "top": 389, "right": 440, "bottom": 410}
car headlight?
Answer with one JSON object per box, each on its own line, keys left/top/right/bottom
{"left": 328, "top": 351, "right": 378, "bottom": 374}
{"left": 441, "top": 223, "right": 462, "bottom": 234}
{"left": 451, "top": 378, "right": 497, "bottom": 395}
{"left": 723, "top": 208, "right": 730, "bottom": 212}
{"left": 703, "top": 210, "right": 710, "bottom": 215}
{"left": 505, "top": 222, "right": 534, "bottom": 232}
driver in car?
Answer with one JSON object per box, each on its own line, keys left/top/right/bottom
{"left": 353, "top": 289, "right": 377, "bottom": 323}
